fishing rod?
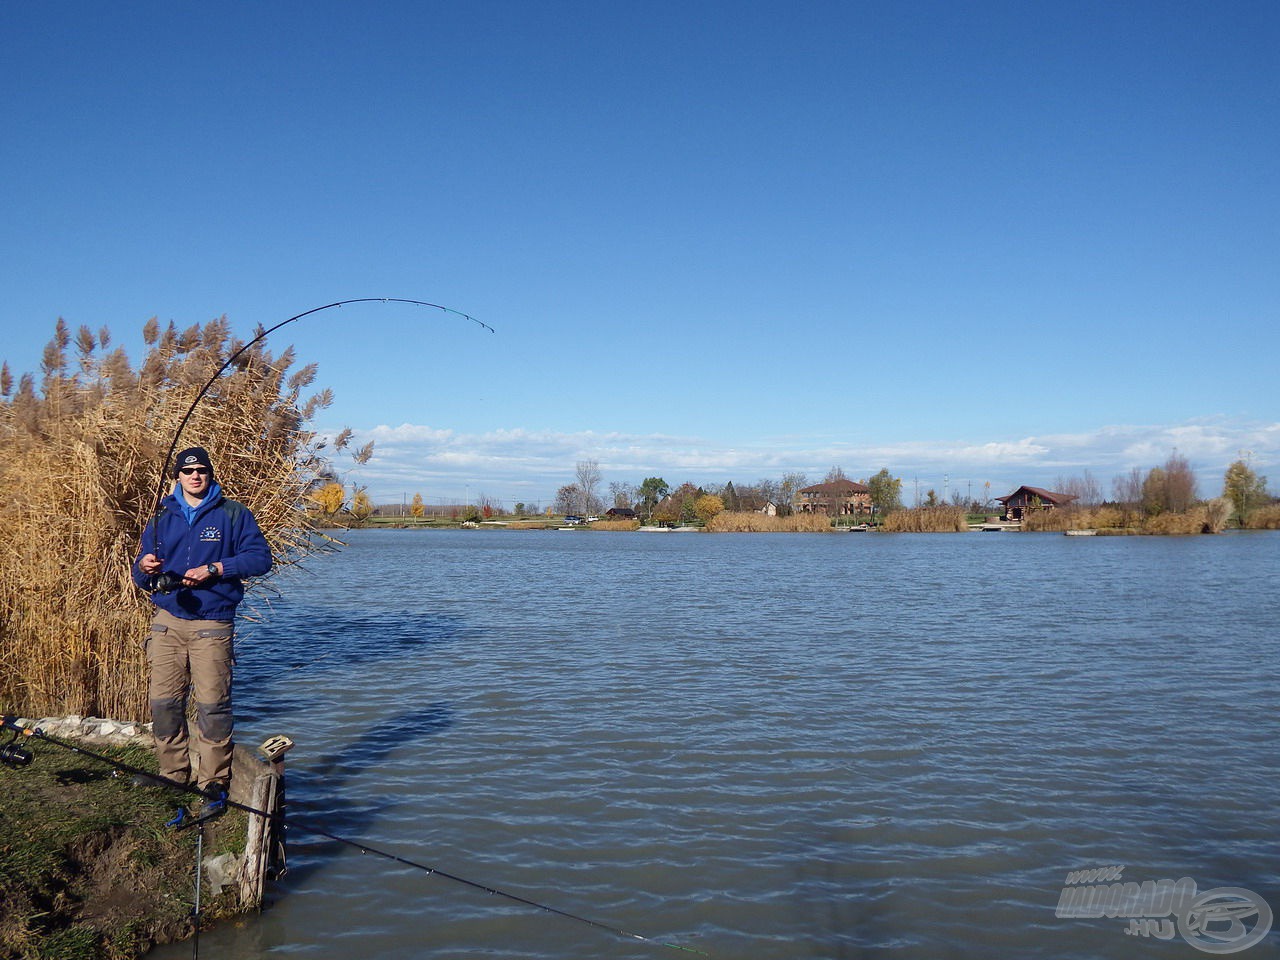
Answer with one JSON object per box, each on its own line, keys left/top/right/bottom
{"left": 0, "top": 716, "right": 709, "bottom": 957}
{"left": 145, "top": 298, "right": 493, "bottom": 573}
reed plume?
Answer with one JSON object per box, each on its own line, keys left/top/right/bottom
{"left": 0, "top": 318, "right": 338, "bottom": 720}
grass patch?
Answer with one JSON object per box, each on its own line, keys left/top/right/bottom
{"left": 0, "top": 740, "right": 247, "bottom": 959}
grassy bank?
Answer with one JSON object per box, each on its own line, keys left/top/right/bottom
{"left": 0, "top": 738, "right": 247, "bottom": 960}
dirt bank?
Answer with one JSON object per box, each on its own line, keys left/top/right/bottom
{"left": 0, "top": 733, "right": 248, "bottom": 960}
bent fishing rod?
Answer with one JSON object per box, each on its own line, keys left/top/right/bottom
{"left": 0, "top": 716, "right": 708, "bottom": 957}
{"left": 146, "top": 298, "right": 493, "bottom": 569}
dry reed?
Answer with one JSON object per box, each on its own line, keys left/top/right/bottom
{"left": 1022, "top": 507, "right": 1131, "bottom": 532}
{"left": 1018, "top": 499, "right": 1228, "bottom": 537}
{"left": 1022, "top": 499, "right": 1233, "bottom": 534}
{"left": 1244, "top": 503, "right": 1280, "bottom": 529}
{"left": 0, "top": 318, "right": 341, "bottom": 720}
{"left": 880, "top": 507, "right": 968, "bottom": 532}
{"left": 704, "top": 511, "right": 835, "bottom": 532}
{"left": 588, "top": 519, "right": 641, "bottom": 531}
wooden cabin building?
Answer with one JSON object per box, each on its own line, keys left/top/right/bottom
{"left": 997, "top": 485, "right": 1077, "bottom": 521}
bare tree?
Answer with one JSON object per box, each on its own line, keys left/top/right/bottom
{"left": 575, "top": 459, "right": 604, "bottom": 514}
{"left": 608, "top": 480, "right": 635, "bottom": 509}
{"left": 554, "top": 483, "right": 582, "bottom": 515}
{"left": 778, "top": 472, "right": 808, "bottom": 516}
{"left": 1055, "top": 470, "right": 1103, "bottom": 506}
{"left": 1112, "top": 468, "right": 1143, "bottom": 506}
{"left": 1162, "top": 451, "right": 1197, "bottom": 513}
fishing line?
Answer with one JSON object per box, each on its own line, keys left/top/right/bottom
{"left": 99, "top": 299, "right": 705, "bottom": 953}
{"left": 146, "top": 298, "right": 493, "bottom": 566}
{"left": 0, "top": 717, "right": 709, "bottom": 957}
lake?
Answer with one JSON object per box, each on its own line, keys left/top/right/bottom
{"left": 150, "top": 529, "right": 1280, "bottom": 959}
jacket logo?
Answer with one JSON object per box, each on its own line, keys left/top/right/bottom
{"left": 199, "top": 526, "right": 222, "bottom": 542}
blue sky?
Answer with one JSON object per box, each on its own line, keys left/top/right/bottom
{"left": 4, "top": 2, "right": 1277, "bottom": 508}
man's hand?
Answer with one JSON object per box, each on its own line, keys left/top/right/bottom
{"left": 182, "top": 562, "right": 221, "bottom": 586}
{"left": 139, "top": 553, "right": 163, "bottom": 575}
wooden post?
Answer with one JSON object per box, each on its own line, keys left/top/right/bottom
{"left": 229, "top": 745, "right": 285, "bottom": 910}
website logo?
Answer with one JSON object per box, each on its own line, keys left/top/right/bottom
{"left": 1056, "top": 866, "right": 1272, "bottom": 954}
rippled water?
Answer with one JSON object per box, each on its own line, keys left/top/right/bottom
{"left": 151, "top": 529, "right": 1280, "bottom": 959}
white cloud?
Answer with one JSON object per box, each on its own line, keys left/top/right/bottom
{"left": 325, "top": 416, "right": 1280, "bottom": 506}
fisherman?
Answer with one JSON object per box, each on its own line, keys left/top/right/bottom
{"left": 132, "top": 446, "right": 272, "bottom": 806}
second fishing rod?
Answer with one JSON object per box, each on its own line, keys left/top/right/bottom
{"left": 0, "top": 716, "right": 709, "bottom": 957}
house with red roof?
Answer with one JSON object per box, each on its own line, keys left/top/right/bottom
{"left": 794, "top": 478, "right": 872, "bottom": 516}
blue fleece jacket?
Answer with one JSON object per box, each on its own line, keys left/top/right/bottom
{"left": 132, "top": 484, "right": 273, "bottom": 620}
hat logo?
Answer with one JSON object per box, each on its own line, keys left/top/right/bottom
{"left": 184, "top": 455, "right": 199, "bottom": 464}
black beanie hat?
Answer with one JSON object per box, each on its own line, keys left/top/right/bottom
{"left": 173, "top": 446, "right": 215, "bottom": 478}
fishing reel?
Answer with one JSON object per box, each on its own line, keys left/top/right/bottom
{"left": 150, "top": 571, "right": 188, "bottom": 594}
{"left": 0, "top": 723, "right": 34, "bottom": 768}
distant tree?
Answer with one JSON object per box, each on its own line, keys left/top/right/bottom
{"left": 754, "top": 477, "right": 780, "bottom": 509}
{"left": 575, "top": 460, "right": 604, "bottom": 514}
{"left": 694, "top": 494, "right": 725, "bottom": 524}
{"left": 654, "top": 482, "right": 700, "bottom": 525}
{"left": 1055, "top": 471, "right": 1102, "bottom": 506}
{"left": 1223, "top": 459, "right": 1268, "bottom": 525}
{"left": 866, "top": 468, "right": 903, "bottom": 516}
{"left": 778, "top": 472, "right": 808, "bottom": 517}
{"left": 1141, "top": 452, "right": 1198, "bottom": 516}
{"left": 674, "top": 482, "right": 702, "bottom": 523}
{"left": 1113, "top": 467, "right": 1144, "bottom": 506}
{"left": 923, "top": 489, "right": 940, "bottom": 508}
{"left": 513, "top": 501, "right": 526, "bottom": 516}
{"left": 1161, "top": 451, "right": 1197, "bottom": 513}
{"left": 721, "top": 480, "right": 740, "bottom": 512}
{"left": 637, "top": 477, "right": 669, "bottom": 520}
{"left": 824, "top": 465, "right": 848, "bottom": 483}
{"left": 482, "top": 503, "right": 493, "bottom": 519}
{"left": 554, "top": 483, "right": 582, "bottom": 515}
{"left": 609, "top": 480, "right": 635, "bottom": 510}
{"left": 1141, "top": 467, "right": 1168, "bottom": 516}
{"left": 351, "top": 488, "right": 374, "bottom": 522}
{"left": 311, "top": 482, "right": 346, "bottom": 516}
{"left": 410, "top": 492, "right": 425, "bottom": 519}
{"left": 651, "top": 497, "right": 678, "bottom": 526}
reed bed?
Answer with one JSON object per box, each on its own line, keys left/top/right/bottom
{"left": 880, "top": 507, "right": 968, "bottom": 532}
{"left": 1023, "top": 499, "right": 1233, "bottom": 535}
{"left": 1244, "top": 503, "right": 1280, "bottom": 529}
{"left": 587, "top": 519, "right": 641, "bottom": 531}
{"left": 1022, "top": 506, "right": 1133, "bottom": 532}
{"left": 0, "top": 318, "right": 337, "bottom": 720}
{"left": 704, "top": 511, "right": 836, "bottom": 532}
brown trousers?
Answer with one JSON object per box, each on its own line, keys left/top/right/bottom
{"left": 147, "top": 608, "right": 235, "bottom": 790}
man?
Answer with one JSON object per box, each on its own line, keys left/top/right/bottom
{"left": 132, "top": 446, "right": 272, "bottom": 805}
